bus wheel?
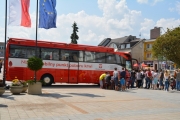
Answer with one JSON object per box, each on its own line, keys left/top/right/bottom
{"left": 41, "top": 74, "right": 53, "bottom": 86}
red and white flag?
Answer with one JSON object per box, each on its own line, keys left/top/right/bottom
{"left": 9, "top": 0, "right": 31, "bottom": 27}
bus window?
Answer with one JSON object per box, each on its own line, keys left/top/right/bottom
{"left": 79, "top": 51, "right": 84, "bottom": 62}
{"left": 126, "top": 60, "right": 132, "bottom": 71}
{"left": 60, "top": 50, "right": 79, "bottom": 62}
{"left": 115, "top": 54, "right": 121, "bottom": 64}
{"left": 84, "top": 51, "right": 95, "bottom": 62}
{"left": 61, "top": 50, "right": 69, "bottom": 61}
{"left": 41, "top": 48, "right": 59, "bottom": 60}
{"left": 106, "top": 53, "right": 116, "bottom": 64}
{"left": 10, "top": 45, "right": 40, "bottom": 58}
{"left": 95, "top": 52, "right": 105, "bottom": 63}
{"left": 68, "top": 50, "right": 79, "bottom": 62}
{"left": 27, "top": 47, "right": 36, "bottom": 58}
{"left": 121, "top": 57, "right": 126, "bottom": 67}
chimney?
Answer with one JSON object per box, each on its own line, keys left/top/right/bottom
{"left": 150, "top": 27, "right": 161, "bottom": 39}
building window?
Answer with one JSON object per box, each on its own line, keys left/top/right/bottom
{"left": 146, "top": 53, "right": 152, "bottom": 58}
{"left": 126, "top": 44, "right": 130, "bottom": 48}
{"left": 101, "top": 38, "right": 111, "bottom": 46}
{"left": 147, "top": 44, "right": 152, "bottom": 49}
{"left": 109, "top": 43, "right": 117, "bottom": 50}
{"left": 120, "top": 44, "right": 125, "bottom": 49}
{"left": 0, "top": 46, "right": 4, "bottom": 49}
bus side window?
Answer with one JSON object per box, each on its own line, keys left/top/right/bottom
{"left": 45, "top": 54, "right": 50, "bottom": 60}
{"left": 73, "top": 54, "right": 78, "bottom": 61}
{"left": 62, "top": 56, "right": 66, "bottom": 60}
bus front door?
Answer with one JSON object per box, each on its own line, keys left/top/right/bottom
{"left": 68, "top": 61, "right": 79, "bottom": 83}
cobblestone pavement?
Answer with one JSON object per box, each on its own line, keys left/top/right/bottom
{"left": 0, "top": 84, "right": 180, "bottom": 120}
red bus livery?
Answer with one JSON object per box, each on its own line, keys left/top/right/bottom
{"left": 5, "top": 38, "right": 132, "bottom": 86}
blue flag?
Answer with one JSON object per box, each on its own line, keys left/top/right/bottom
{"left": 39, "top": 0, "right": 57, "bottom": 29}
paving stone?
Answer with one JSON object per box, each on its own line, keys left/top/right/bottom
{"left": 0, "top": 84, "right": 180, "bottom": 120}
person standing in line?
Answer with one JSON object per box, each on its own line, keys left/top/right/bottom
{"left": 164, "top": 70, "right": 170, "bottom": 92}
{"left": 104, "top": 72, "right": 111, "bottom": 89}
{"left": 174, "top": 69, "right": 178, "bottom": 90}
{"left": 150, "top": 69, "right": 154, "bottom": 88}
{"left": 136, "top": 70, "right": 142, "bottom": 88}
{"left": 130, "top": 69, "right": 136, "bottom": 88}
{"left": 125, "top": 71, "right": 131, "bottom": 89}
{"left": 99, "top": 72, "right": 107, "bottom": 89}
{"left": 176, "top": 69, "right": 180, "bottom": 91}
{"left": 159, "top": 69, "right": 164, "bottom": 90}
{"left": 120, "top": 68, "right": 126, "bottom": 91}
{"left": 113, "top": 68, "right": 119, "bottom": 91}
{"left": 170, "top": 75, "right": 176, "bottom": 90}
{"left": 146, "top": 68, "right": 152, "bottom": 89}
{"left": 140, "top": 70, "right": 145, "bottom": 88}
{"left": 152, "top": 70, "right": 159, "bottom": 90}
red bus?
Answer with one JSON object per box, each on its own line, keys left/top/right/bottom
{"left": 5, "top": 38, "right": 132, "bottom": 86}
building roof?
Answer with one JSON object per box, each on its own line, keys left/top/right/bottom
{"left": 107, "top": 36, "right": 129, "bottom": 46}
{"left": 144, "top": 39, "right": 156, "bottom": 42}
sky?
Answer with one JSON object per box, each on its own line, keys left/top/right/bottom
{"left": 0, "top": 0, "right": 179, "bottom": 46}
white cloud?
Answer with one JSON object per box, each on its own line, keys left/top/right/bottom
{"left": 0, "top": 0, "right": 179, "bottom": 46}
{"left": 137, "top": 0, "right": 164, "bottom": 5}
{"left": 152, "top": 0, "right": 164, "bottom": 5}
{"left": 156, "top": 18, "right": 180, "bottom": 33}
{"left": 137, "top": 0, "right": 148, "bottom": 4}
{"left": 140, "top": 18, "right": 180, "bottom": 39}
{"left": 0, "top": 0, "right": 142, "bottom": 46}
{"left": 176, "top": 1, "right": 180, "bottom": 14}
{"left": 140, "top": 18, "right": 155, "bottom": 38}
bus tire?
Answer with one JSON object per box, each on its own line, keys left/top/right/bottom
{"left": 41, "top": 74, "right": 53, "bottom": 86}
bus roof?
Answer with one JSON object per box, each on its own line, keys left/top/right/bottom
{"left": 8, "top": 38, "right": 115, "bottom": 53}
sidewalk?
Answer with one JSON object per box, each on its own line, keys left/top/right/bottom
{"left": 1, "top": 84, "right": 180, "bottom": 120}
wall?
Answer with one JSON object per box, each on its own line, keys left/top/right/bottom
{"left": 143, "top": 40, "right": 156, "bottom": 61}
{"left": 150, "top": 27, "right": 160, "bottom": 39}
{"left": 131, "top": 40, "right": 143, "bottom": 64}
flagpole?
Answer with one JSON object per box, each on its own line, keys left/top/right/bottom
{"left": 34, "top": 0, "right": 39, "bottom": 81}
{"left": 3, "top": 0, "right": 8, "bottom": 86}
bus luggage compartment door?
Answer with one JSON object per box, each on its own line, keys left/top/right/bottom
{"left": 68, "top": 62, "right": 79, "bottom": 83}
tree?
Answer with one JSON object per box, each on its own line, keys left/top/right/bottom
{"left": 70, "top": 22, "right": 79, "bottom": 44}
{"left": 27, "top": 57, "right": 44, "bottom": 81}
{"left": 152, "top": 26, "right": 180, "bottom": 66}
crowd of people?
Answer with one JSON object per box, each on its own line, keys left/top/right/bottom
{"left": 99, "top": 67, "right": 180, "bottom": 92}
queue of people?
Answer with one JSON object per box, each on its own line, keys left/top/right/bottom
{"left": 99, "top": 67, "right": 180, "bottom": 92}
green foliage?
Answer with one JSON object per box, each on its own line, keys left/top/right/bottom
{"left": 26, "top": 79, "right": 46, "bottom": 85}
{"left": 152, "top": 26, "right": 180, "bottom": 66}
{"left": 27, "top": 57, "right": 44, "bottom": 71}
{"left": 70, "top": 21, "right": 79, "bottom": 44}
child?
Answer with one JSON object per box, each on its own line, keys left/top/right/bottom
{"left": 152, "top": 70, "right": 159, "bottom": 90}
{"left": 170, "top": 75, "right": 176, "bottom": 90}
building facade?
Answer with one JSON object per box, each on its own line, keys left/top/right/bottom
{"left": 98, "top": 35, "right": 141, "bottom": 64}
{"left": 143, "top": 39, "right": 156, "bottom": 69}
